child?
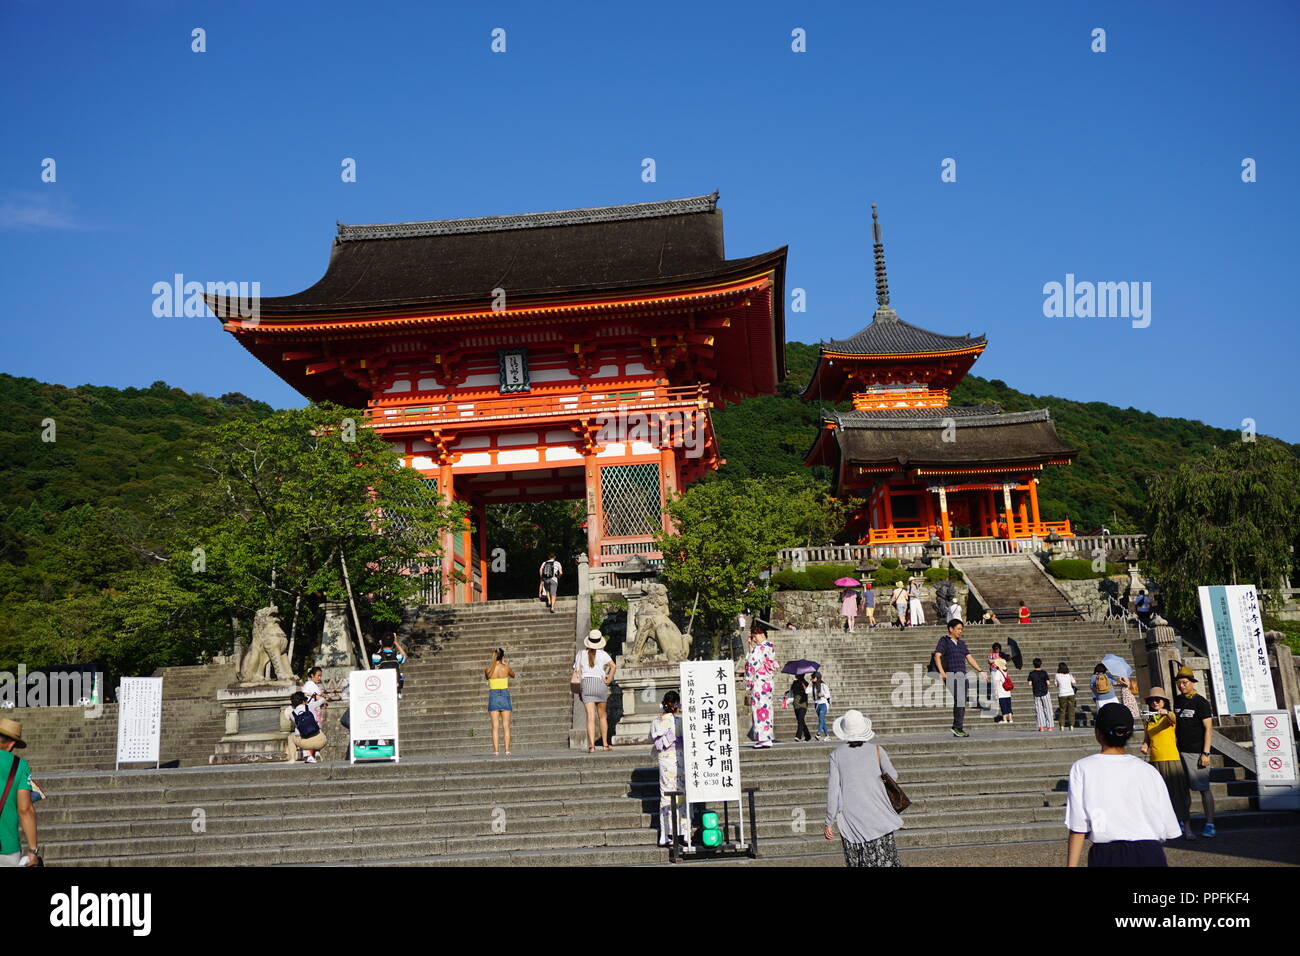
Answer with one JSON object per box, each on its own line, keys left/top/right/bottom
{"left": 992, "top": 657, "right": 1013, "bottom": 723}
{"left": 1056, "top": 663, "right": 1078, "bottom": 731}
{"left": 1028, "top": 658, "right": 1053, "bottom": 731}
{"left": 1018, "top": 600, "right": 1031, "bottom": 624}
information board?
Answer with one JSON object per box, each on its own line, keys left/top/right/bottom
{"left": 115, "top": 677, "right": 163, "bottom": 768}
{"left": 349, "top": 668, "right": 399, "bottom": 763}
{"left": 680, "top": 660, "right": 741, "bottom": 805}
{"left": 1197, "top": 584, "right": 1276, "bottom": 715}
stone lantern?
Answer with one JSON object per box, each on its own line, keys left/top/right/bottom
{"left": 1123, "top": 548, "right": 1146, "bottom": 599}
{"left": 1044, "top": 530, "right": 1064, "bottom": 561}
{"left": 923, "top": 535, "right": 944, "bottom": 568}
{"left": 855, "top": 560, "right": 879, "bottom": 586}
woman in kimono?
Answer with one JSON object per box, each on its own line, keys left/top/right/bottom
{"left": 652, "top": 691, "right": 690, "bottom": 847}
{"left": 744, "top": 626, "right": 777, "bottom": 749}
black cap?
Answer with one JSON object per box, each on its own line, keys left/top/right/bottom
{"left": 1095, "top": 702, "right": 1134, "bottom": 739}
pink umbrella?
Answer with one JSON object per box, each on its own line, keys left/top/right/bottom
{"left": 834, "top": 577, "right": 861, "bottom": 587}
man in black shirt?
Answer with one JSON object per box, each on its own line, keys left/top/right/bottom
{"left": 932, "top": 620, "right": 984, "bottom": 738}
{"left": 1172, "top": 666, "right": 1215, "bottom": 838}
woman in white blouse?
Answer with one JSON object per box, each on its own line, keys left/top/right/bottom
{"left": 573, "top": 630, "right": 617, "bottom": 753}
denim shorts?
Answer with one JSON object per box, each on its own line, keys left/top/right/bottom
{"left": 488, "top": 689, "right": 512, "bottom": 712}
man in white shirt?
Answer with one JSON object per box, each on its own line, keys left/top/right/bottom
{"left": 1065, "top": 703, "right": 1180, "bottom": 866}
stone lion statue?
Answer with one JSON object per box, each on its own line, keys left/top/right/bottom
{"left": 238, "top": 605, "right": 294, "bottom": 683}
{"left": 630, "top": 582, "right": 690, "bottom": 664}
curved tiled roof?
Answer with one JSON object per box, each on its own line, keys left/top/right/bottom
{"left": 823, "top": 306, "right": 986, "bottom": 356}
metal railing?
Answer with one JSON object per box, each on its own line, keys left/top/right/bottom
{"left": 778, "top": 533, "right": 1150, "bottom": 568}
{"left": 985, "top": 603, "right": 1085, "bottom": 622}
{"left": 1104, "top": 594, "right": 1151, "bottom": 638}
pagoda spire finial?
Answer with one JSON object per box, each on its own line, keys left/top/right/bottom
{"left": 871, "top": 203, "right": 891, "bottom": 309}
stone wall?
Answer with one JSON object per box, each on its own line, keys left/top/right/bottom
{"left": 774, "top": 583, "right": 971, "bottom": 630}
{"left": 1050, "top": 575, "right": 1130, "bottom": 621}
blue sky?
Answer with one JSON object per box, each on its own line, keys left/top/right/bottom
{"left": 2, "top": 0, "right": 1298, "bottom": 439}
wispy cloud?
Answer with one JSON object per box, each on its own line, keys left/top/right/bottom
{"left": 0, "top": 193, "right": 97, "bottom": 231}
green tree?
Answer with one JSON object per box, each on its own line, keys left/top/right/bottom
{"left": 171, "top": 403, "right": 468, "bottom": 661}
{"left": 655, "top": 475, "right": 849, "bottom": 657}
{"left": 1145, "top": 441, "right": 1300, "bottom": 624}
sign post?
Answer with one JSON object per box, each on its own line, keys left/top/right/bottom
{"left": 1197, "top": 585, "right": 1276, "bottom": 715}
{"left": 1250, "top": 711, "right": 1299, "bottom": 810}
{"left": 679, "top": 660, "right": 751, "bottom": 857}
{"left": 349, "top": 669, "right": 400, "bottom": 763}
{"left": 115, "top": 677, "right": 163, "bottom": 770}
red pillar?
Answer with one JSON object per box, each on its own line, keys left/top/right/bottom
{"left": 584, "top": 454, "right": 601, "bottom": 567}
{"left": 1029, "top": 479, "right": 1042, "bottom": 532}
{"left": 438, "top": 463, "right": 455, "bottom": 604}
{"left": 659, "top": 444, "right": 678, "bottom": 535}
{"left": 477, "top": 498, "right": 488, "bottom": 602}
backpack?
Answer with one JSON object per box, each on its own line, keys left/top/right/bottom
{"left": 375, "top": 647, "right": 401, "bottom": 670}
{"left": 542, "top": 560, "right": 558, "bottom": 581}
{"left": 1095, "top": 673, "right": 1111, "bottom": 695}
{"left": 292, "top": 707, "right": 320, "bottom": 738}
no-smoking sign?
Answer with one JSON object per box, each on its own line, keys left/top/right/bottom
{"left": 1266, "top": 736, "right": 1281, "bottom": 751}
{"left": 1268, "top": 756, "right": 1284, "bottom": 771}
{"left": 365, "top": 675, "right": 381, "bottom": 692}
{"left": 365, "top": 702, "right": 382, "bottom": 719}
{"left": 1264, "top": 715, "right": 1279, "bottom": 730}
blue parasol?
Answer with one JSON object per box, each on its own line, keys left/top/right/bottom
{"left": 1100, "top": 654, "right": 1133, "bottom": 679}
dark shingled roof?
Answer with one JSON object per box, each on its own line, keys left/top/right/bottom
{"left": 244, "top": 192, "right": 786, "bottom": 314}
{"left": 824, "top": 408, "right": 1077, "bottom": 468}
{"left": 823, "top": 306, "right": 986, "bottom": 356}
{"left": 834, "top": 405, "right": 1002, "bottom": 423}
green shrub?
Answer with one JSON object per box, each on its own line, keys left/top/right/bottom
{"left": 1046, "top": 559, "right": 1125, "bottom": 580}
{"left": 880, "top": 558, "right": 900, "bottom": 569}
{"left": 806, "top": 565, "right": 855, "bottom": 590}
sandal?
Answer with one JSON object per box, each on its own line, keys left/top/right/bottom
{"left": 588, "top": 746, "right": 595, "bottom": 753}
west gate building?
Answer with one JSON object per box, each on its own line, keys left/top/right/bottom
{"left": 210, "top": 194, "right": 787, "bottom": 602}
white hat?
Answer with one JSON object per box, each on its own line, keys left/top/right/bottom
{"left": 832, "top": 709, "right": 875, "bottom": 742}
{"left": 584, "top": 629, "right": 607, "bottom": 650}
{"left": 992, "top": 657, "right": 1008, "bottom": 671}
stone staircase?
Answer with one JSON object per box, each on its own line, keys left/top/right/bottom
{"left": 767, "top": 621, "right": 1133, "bottom": 738}
{"left": 33, "top": 731, "right": 1281, "bottom": 866}
{"left": 952, "top": 555, "right": 1079, "bottom": 618}
{"left": 23, "top": 611, "right": 1295, "bottom": 866}
{"left": 384, "top": 596, "right": 578, "bottom": 756}
{"left": 13, "top": 661, "right": 236, "bottom": 772}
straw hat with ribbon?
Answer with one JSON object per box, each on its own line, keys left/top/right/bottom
{"left": 0, "top": 718, "right": 26, "bottom": 748}
{"left": 584, "top": 629, "right": 607, "bottom": 650}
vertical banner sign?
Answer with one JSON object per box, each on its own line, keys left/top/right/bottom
{"left": 349, "top": 668, "right": 399, "bottom": 762}
{"left": 115, "top": 677, "right": 163, "bottom": 768}
{"left": 680, "top": 660, "right": 741, "bottom": 805}
{"left": 498, "top": 348, "right": 530, "bottom": 393}
{"left": 1197, "top": 585, "right": 1276, "bottom": 715}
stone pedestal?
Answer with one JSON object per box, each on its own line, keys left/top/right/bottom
{"left": 1143, "top": 616, "right": 1182, "bottom": 691}
{"left": 611, "top": 660, "right": 679, "bottom": 746}
{"left": 210, "top": 681, "right": 298, "bottom": 764}
{"left": 315, "top": 601, "right": 356, "bottom": 670}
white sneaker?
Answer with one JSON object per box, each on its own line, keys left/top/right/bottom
{"left": 305, "top": 755, "right": 318, "bottom": 764}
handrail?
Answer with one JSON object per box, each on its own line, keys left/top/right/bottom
{"left": 984, "top": 603, "right": 1084, "bottom": 622}
{"left": 1104, "top": 594, "right": 1152, "bottom": 639}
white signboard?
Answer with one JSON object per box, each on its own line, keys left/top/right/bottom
{"left": 1197, "top": 584, "right": 1276, "bottom": 715}
{"left": 349, "top": 668, "right": 399, "bottom": 763}
{"left": 115, "top": 677, "right": 163, "bottom": 768}
{"left": 680, "top": 660, "right": 741, "bottom": 805}
{"left": 1252, "top": 712, "right": 1297, "bottom": 785}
